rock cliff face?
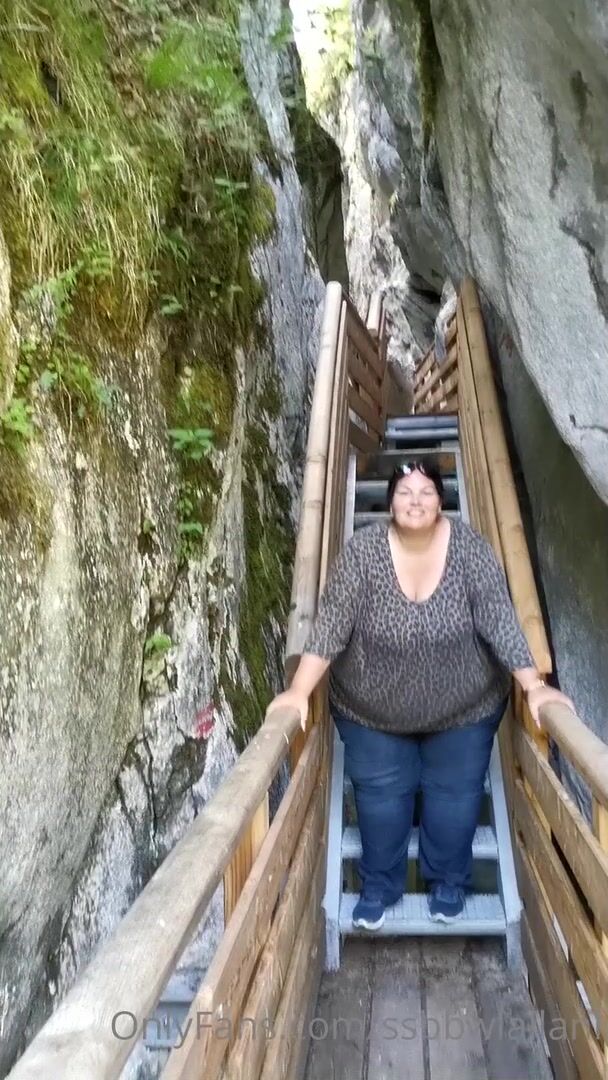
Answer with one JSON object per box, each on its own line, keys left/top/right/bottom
{"left": 0, "top": 0, "right": 325, "bottom": 1070}
{"left": 294, "top": 0, "right": 608, "bottom": 803}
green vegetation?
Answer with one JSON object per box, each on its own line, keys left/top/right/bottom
{"left": 0, "top": 397, "right": 35, "bottom": 449}
{"left": 222, "top": 419, "right": 294, "bottom": 752}
{"left": 16, "top": 259, "right": 119, "bottom": 429}
{"left": 412, "top": 0, "right": 442, "bottom": 145}
{"left": 144, "top": 631, "right": 172, "bottom": 657}
{"left": 0, "top": 0, "right": 276, "bottom": 540}
{"left": 391, "top": 0, "right": 442, "bottom": 145}
{"left": 0, "top": 0, "right": 301, "bottom": 748}
{"left": 312, "top": 0, "right": 355, "bottom": 113}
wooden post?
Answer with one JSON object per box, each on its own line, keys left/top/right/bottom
{"left": 460, "top": 277, "right": 551, "bottom": 676}
{"left": 593, "top": 797, "right": 608, "bottom": 1074}
{"left": 285, "top": 282, "right": 342, "bottom": 673}
{"left": 224, "top": 793, "right": 270, "bottom": 924}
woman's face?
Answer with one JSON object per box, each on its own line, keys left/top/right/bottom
{"left": 390, "top": 470, "right": 441, "bottom": 530}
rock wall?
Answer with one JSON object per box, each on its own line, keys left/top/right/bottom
{"left": 345, "top": 0, "right": 608, "bottom": 498}
{"left": 492, "top": 312, "right": 608, "bottom": 816}
{"left": 0, "top": 0, "right": 325, "bottom": 1071}
{"left": 292, "top": 0, "right": 420, "bottom": 385}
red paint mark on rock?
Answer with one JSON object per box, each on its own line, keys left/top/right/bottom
{"left": 195, "top": 704, "right": 215, "bottom": 740}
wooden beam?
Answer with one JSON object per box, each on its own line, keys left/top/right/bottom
{"left": 365, "top": 291, "right": 383, "bottom": 340}
{"left": 514, "top": 723, "right": 608, "bottom": 934}
{"left": 345, "top": 300, "right": 385, "bottom": 380}
{"left": 319, "top": 300, "right": 349, "bottom": 606}
{"left": 287, "top": 918, "right": 324, "bottom": 1080}
{"left": 513, "top": 780, "right": 608, "bottom": 1044}
{"left": 424, "top": 368, "right": 459, "bottom": 412}
{"left": 6, "top": 706, "right": 302, "bottom": 1079}
{"left": 348, "top": 343, "right": 383, "bottom": 406}
{"left": 224, "top": 820, "right": 328, "bottom": 1075}
{"left": 521, "top": 914, "right": 579, "bottom": 1080}
{"left": 516, "top": 839, "right": 605, "bottom": 1080}
{"left": 348, "top": 383, "right": 384, "bottom": 437}
{"left": 457, "top": 302, "right": 501, "bottom": 552}
{"left": 538, "top": 703, "right": 608, "bottom": 811}
{"left": 259, "top": 859, "right": 324, "bottom": 1079}
{"left": 460, "top": 277, "right": 552, "bottom": 674}
{"left": 285, "top": 282, "right": 342, "bottom": 670}
{"left": 349, "top": 421, "right": 379, "bottom": 453}
{"left": 162, "top": 726, "right": 323, "bottom": 1078}
{"left": 593, "top": 797, "right": 608, "bottom": 1074}
{"left": 413, "top": 349, "right": 457, "bottom": 405}
{"left": 224, "top": 793, "right": 269, "bottom": 923}
{"left": 413, "top": 346, "right": 435, "bottom": 386}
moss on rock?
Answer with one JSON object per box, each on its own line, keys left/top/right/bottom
{"left": 223, "top": 418, "right": 294, "bottom": 753}
{"left": 0, "top": 0, "right": 277, "bottom": 547}
{"left": 390, "top": 0, "right": 443, "bottom": 146}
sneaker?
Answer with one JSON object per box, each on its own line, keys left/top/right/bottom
{"left": 428, "top": 883, "right": 465, "bottom": 923}
{"left": 352, "top": 894, "right": 385, "bottom": 930}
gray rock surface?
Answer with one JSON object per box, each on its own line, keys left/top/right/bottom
{"left": 344, "top": 0, "right": 608, "bottom": 500}
{"left": 433, "top": 0, "right": 608, "bottom": 503}
{"left": 494, "top": 314, "right": 608, "bottom": 817}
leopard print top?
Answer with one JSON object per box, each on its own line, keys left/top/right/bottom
{"left": 303, "top": 518, "right": 534, "bottom": 734}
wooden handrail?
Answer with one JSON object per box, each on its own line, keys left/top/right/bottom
{"left": 7, "top": 706, "right": 301, "bottom": 1079}
{"left": 539, "top": 702, "right": 608, "bottom": 809}
{"left": 285, "top": 281, "right": 343, "bottom": 673}
{"left": 286, "top": 282, "right": 388, "bottom": 672}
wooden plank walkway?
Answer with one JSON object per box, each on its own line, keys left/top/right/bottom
{"left": 304, "top": 937, "right": 553, "bottom": 1080}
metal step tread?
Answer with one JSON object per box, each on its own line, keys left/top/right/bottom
{"left": 386, "top": 422, "right": 458, "bottom": 432}
{"left": 343, "top": 773, "right": 491, "bottom": 797}
{"left": 339, "top": 890, "right": 506, "bottom": 935}
{"left": 355, "top": 477, "right": 458, "bottom": 496}
{"left": 385, "top": 439, "right": 459, "bottom": 452}
{"left": 388, "top": 415, "right": 459, "bottom": 429}
{"left": 342, "top": 823, "right": 498, "bottom": 861}
{"left": 354, "top": 510, "right": 460, "bottom": 527}
{"left": 357, "top": 448, "right": 461, "bottom": 478}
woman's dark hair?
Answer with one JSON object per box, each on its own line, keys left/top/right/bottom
{"left": 386, "top": 457, "right": 444, "bottom": 510}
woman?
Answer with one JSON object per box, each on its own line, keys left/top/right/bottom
{"left": 266, "top": 459, "right": 574, "bottom": 929}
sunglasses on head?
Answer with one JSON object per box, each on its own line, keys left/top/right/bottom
{"left": 398, "top": 461, "right": 431, "bottom": 476}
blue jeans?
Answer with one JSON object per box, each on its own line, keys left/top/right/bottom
{"left": 333, "top": 700, "right": 507, "bottom": 902}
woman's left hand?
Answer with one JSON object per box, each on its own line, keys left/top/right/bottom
{"left": 526, "top": 685, "right": 576, "bottom": 730}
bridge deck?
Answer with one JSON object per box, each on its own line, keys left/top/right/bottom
{"left": 304, "top": 936, "right": 554, "bottom": 1080}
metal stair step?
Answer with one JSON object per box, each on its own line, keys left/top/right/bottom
{"left": 355, "top": 477, "right": 458, "bottom": 499}
{"left": 339, "top": 891, "right": 506, "bottom": 935}
{"left": 342, "top": 824, "right": 498, "bottom": 861}
{"left": 385, "top": 427, "right": 459, "bottom": 444}
{"left": 354, "top": 510, "right": 460, "bottom": 530}
{"left": 388, "top": 415, "right": 459, "bottom": 430}
{"left": 142, "top": 972, "right": 202, "bottom": 1050}
{"left": 357, "top": 449, "right": 459, "bottom": 479}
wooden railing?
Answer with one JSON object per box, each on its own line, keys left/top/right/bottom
{"left": 412, "top": 308, "right": 458, "bottom": 414}
{"left": 7, "top": 283, "right": 390, "bottom": 1080}
{"left": 414, "top": 277, "right": 608, "bottom": 1080}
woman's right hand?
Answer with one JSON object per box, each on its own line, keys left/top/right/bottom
{"left": 265, "top": 688, "right": 309, "bottom": 732}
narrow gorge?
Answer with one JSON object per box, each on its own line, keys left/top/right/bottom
{"left": 0, "top": 0, "right": 606, "bottom": 1075}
